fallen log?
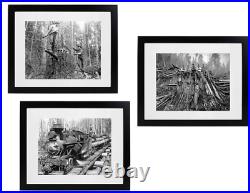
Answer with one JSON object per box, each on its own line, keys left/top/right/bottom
{"left": 157, "top": 96, "right": 171, "bottom": 109}
{"left": 86, "top": 167, "right": 102, "bottom": 175}
{"left": 79, "top": 145, "right": 109, "bottom": 175}
{"left": 76, "top": 160, "right": 90, "bottom": 167}
{"left": 156, "top": 94, "right": 171, "bottom": 101}
{"left": 94, "top": 161, "right": 104, "bottom": 167}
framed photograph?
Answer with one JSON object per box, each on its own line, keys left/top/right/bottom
{"left": 20, "top": 101, "right": 130, "bottom": 190}
{"left": 138, "top": 36, "right": 248, "bottom": 126}
{"left": 8, "top": 5, "right": 118, "bottom": 93}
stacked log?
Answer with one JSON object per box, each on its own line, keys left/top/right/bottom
{"left": 157, "top": 69, "right": 230, "bottom": 111}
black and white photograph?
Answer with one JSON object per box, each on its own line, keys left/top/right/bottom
{"left": 20, "top": 101, "right": 130, "bottom": 190}
{"left": 138, "top": 36, "right": 247, "bottom": 126}
{"left": 25, "top": 21, "right": 101, "bottom": 80}
{"left": 156, "top": 53, "right": 230, "bottom": 111}
{"left": 8, "top": 5, "right": 118, "bottom": 93}
{"left": 38, "top": 118, "right": 111, "bottom": 175}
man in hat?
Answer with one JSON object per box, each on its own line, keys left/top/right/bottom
{"left": 42, "top": 21, "right": 59, "bottom": 39}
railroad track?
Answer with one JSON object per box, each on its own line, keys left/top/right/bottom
{"left": 65, "top": 144, "right": 111, "bottom": 175}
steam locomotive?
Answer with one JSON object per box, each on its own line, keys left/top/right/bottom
{"left": 39, "top": 123, "right": 110, "bottom": 175}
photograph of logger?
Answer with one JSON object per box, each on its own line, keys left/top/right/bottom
{"left": 156, "top": 53, "right": 230, "bottom": 111}
{"left": 38, "top": 118, "right": 111, "bottom": 175}
{"left": 25, "top": 21, "right": 101, "bottom": 79}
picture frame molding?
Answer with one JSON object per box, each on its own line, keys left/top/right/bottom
{"left": 138, "top": 36, "right": 248, "bottom": 126}
{"left": 20, "top": 101, "right": 130, "bottom": 190}
{"left": 8, "top": 4, "right": 118, "bottom": 93}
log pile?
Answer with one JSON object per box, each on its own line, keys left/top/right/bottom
{"left": 157, "top": 69, "right": 230, "bottom": 111}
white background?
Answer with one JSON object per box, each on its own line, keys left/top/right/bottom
{"left": 2, "top": 2, "right": 248, "bottom": 191}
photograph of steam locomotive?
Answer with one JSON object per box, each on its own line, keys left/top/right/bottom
{"left": 21, "top": 101, "right": 130, "bottom": 189}
{"left": 156, "top": 53, "right": 230, "bottom": 111}
{"left": 38, "top": 118, "right": 111, "bottom": 175}
{"left": 25, "top": 20, "right": 101, "bottom": 79}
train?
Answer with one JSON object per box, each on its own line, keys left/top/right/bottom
{"left": 39, "top": 123, "right": 111, "bottom": 175}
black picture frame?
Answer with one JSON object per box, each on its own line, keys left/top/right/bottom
{"left": 8, "top": 5, "right": 118, "bottom": 93}
{"left": 20, "top": 101, "right": 130, "bottom": 190}
{"left": 138, "top": 36, "right": 248, "bottom": 126}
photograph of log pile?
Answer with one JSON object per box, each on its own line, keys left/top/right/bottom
{"left": 38, "top": 118, "right": 111, "bottom": 175}
{"left": 25, "top": 21, "right": 101, "bottom": 79}
{"left": 156, "top": 53, "right": 230, "bottom": 111}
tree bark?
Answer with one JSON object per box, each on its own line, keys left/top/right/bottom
{"left": 29, "top": 21, "right": 37, "bottom": 64}
{"left": 95, "top": 29, "right": 99, "bottom": 66}
{"left": 86, "top": 24, "right": 91, "bottom": 66}
{"left": 41, "top": 22, "right": 47, "bottom": 67}
{"left": 71, "top": 21, "right": 75, "bottom": 65}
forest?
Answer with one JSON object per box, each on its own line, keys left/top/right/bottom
{"left": 156, "top": 53, "right": 230, "bottom": 111}
{"left": 25, "top": 21, "right": 101, "bottom": 79}
{"left": 156, "top": 53, "right": 230, "bottom": 79}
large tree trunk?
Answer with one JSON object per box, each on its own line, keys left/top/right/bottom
{"left": 51, "top": 33, "right": 57, "bottom": 76}
{"left": 100, "top": 119, "right": 103, "bottom": 135}
{"left": 95, "top": 27, "right": 99, "bottom": 66}
{"left": 29, "top": 21, "right": 37, "bottom": 64}
{"left": 71, "top": 21, "right": 75, "bottom": 65}
{"left": 41, "top": 22, "right": 47, "bottom": 67}
{"left": 86, "top": 24, "right": 91, "bottom": 66}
